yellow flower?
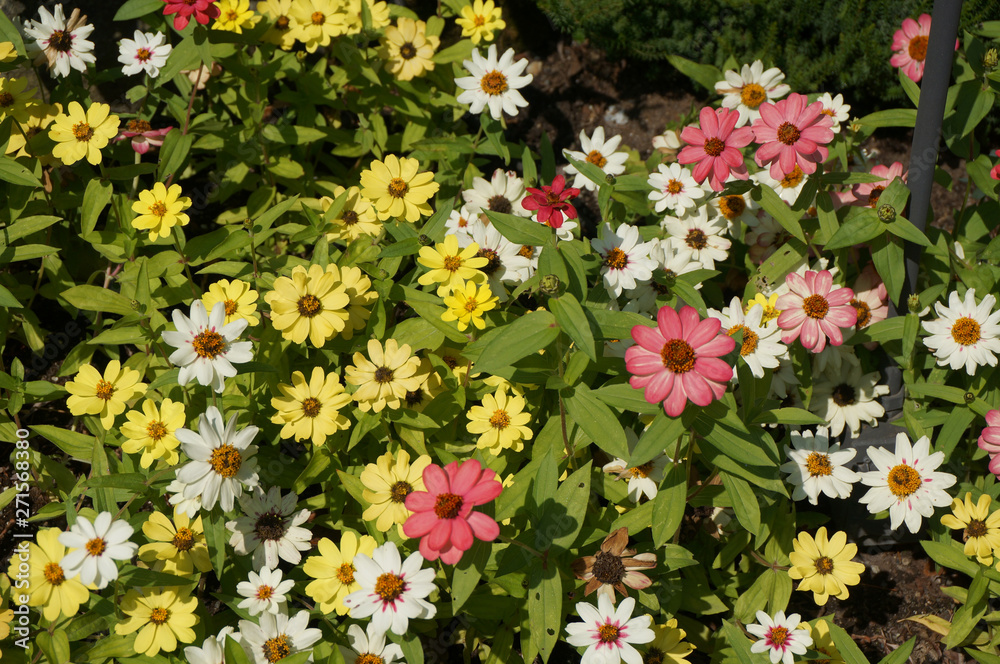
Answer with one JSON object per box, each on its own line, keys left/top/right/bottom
{"left": 456, "top": 0, "right": 505, "bottom": 44}
{"left": 787, "top": 527, "right": 865, "bottom": 606}
{"left": 138, "top": 511, "right": 212, "bottom": 576}
{"left": 327, "top": 264, "right": 377, "bottom": 340}
{"left": 380, "top": 18, "right": 439, "bottom": 81}
{"left": 6, "top": 102, "right": 60, "bottom": 158}
{"left": 0, "top": 582, "right": 10, "bottom": 647}
{"left": 65, "top": 360, "right": 147, "bottom": 430}
{"left": 121, "top": 398, "right": 186, "bottom": 468}
{"left": 270, "top": 367, "right": 352, "bottom": 445}
{"left": 303, "top": 531, "right": 377, "bottom": 615}
{"left": 359, "top": 154, "right": 440, "bottom": 222}
{"left": 431, "top": 344, "right": 473, "bottom": 383}
{"left": 467, "top": 388, "right": 533, "bottom": 454}
{"left": 131, "top": 183, "right": 193, "bottom": 242}
{"left": 941, "top": 492, "right": 1000, "bottom": 566}
{"left": 343, "top": 0, "right": 390, "bottom": 32}
{"left": 442, "top": 279, "right": 498, "bottom": 331}
{"left": 402, "top": 359, "right": 443, "bottom": 411}
{"left": 809, "top": 620, "right": 846, "bottom": 664}
{"left": 48, "top": 101, "right": 120, "bottom": 166}
{"left": 114, "top": 587, "right": 199, "bottom": 656}
{"left": 0, "top": 41, "right": 18, "bottom": 63}
{"left": 345, "top": 338, "right": 424, "bottom": 412}
{"left": 260, "top": 0, "right": 300, "bottom": 48}
{"left": 202, "top": 278, "right": 260, "bottom": 327}
{"left": 213, "top": 0, "right": 259, "bottom": 32}
{"left": 417, "top": 234, "right": 488, "bottom": 295}
{"left": 264, "top": 264, "right": 350, "bottom": 347}
{"left": 290, "top": 0, "right": 348, "bottom": 52}
{"left": 746, "top": 292, "right": 781, "bottom": 326}
{"left": 359, "top": 449, "right": 431, "bottom": 535}
{"left": 321, "top": 186, "right": 382, "bottom": 243}
{"left": 642, "top": 619, "right": 695, "bottom": 664}
{"left": 0, "top": 77, "right": 38, "bottom": 123}
{"left": 5, "top": 528, "right": 89, "bottom": 621}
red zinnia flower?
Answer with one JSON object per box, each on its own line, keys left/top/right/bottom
{"left": 625, "top": 305, "right": 735, "bottom": 418}
{"left": 162, "top": 0, "right": 220, "bottom": 31}
{"left": 752, "top": 93, "right": 834, "bottom": 180}
{"left": 677, "top": 106, "right": 754, "bottom": 192}
{"left": 403, "top": 459, "right": 503, "bottom": 565}
{"left": 990, "top": 150, "right": 1000, "bottom": 181}
{"left": 775, "top": 270, "right": 857, "bottom": 353}
{"left": 851, "top": 162, "right": 906, "bottom": 208}
{"left": 520, "top": 174, "right": 580, "bottom": 229}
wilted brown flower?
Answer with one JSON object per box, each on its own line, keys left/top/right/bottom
{"left": 571, "top": 527, "right": 656, "bottom": 602}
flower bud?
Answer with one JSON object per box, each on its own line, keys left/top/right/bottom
{"left": 965, "top": 392, "right": 976, "bottom": 405}
{"left": 907, "top": 293, "right": 921, "bottom": 312}
{"left": 877, "top": 204, "right": 896, "bottom": 223}
{"left": 418, "top": 234, "right": 433, "bottom": 246}
{"left": 605, "top": 173, "right": 617, "bottom": 186}
{"left": 131, "top": 299, "right": 141, "bottom": 311}
{"left": 243, "top": 218, "right": 253, "bottom": 230}
{"left": 539, "top": 274, "right": 560, "bottom": 295}
{"left": 984, "top": 48, "right": 998, "bottom": 72}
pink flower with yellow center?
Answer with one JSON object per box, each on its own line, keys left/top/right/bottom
{"left": 752, "top": 93, "right": 834, "bottom": 180}
{"left": 850, "top": 161, "right": 906, "bottom": 209}
{"left": 775, "top": 270, "right": 857, "bottom": 353}
{"left": 889, "top": 14, "right": 957, "bottom": 83}
{"left": 677, "top": 106, "right": 754, "bottom": 192}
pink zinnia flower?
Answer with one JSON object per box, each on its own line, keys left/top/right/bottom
{"left": 162, "top": 0, "right": 220, "bottom": 31}
{"left": 520, "top": 174, "right": 580, "bottom": 229}
{"left": 115, "top": 120, "right": 173, "bottom": 155}
{"left": 677, "top": 106, "right": 754, "bottom": 192}
{"left": 978, "top": 410, "right": 1000, "bottom": 476}
{"left": 990, "top": 149, "right": 1000, "bottom": 181}
{"left": 852, "top": 264, "right": 889, "bottom": 350}
{"left": 403, "top": 459, "right": 503, "bottom": 565}
{"left": 625, "top": 305, "right": 735, "bottom": 418}
{"left": 851, "top": 162, "right": 907, "bottom": 208}
{"left": 889, "top": 14, "right": 957, "bottom": 83}
{"left": 752, "top": 93, "right": 834, "bottom": 180}
{"left": 776, "top": 270, "right": 857, "bottom": 353}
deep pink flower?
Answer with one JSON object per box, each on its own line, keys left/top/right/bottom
{"left": 752, "top": 93, "right": 834, "bottom": 180}
{"left": 776, "top": 270, "right": 857, "bottom": 353}
{"left": 851, "top": 162, "right": 907, "bottom": 208}
{"left": 403, "top": 459, "right": 503, "bottom": 565}
{"left": 625, "top": 305, "right": 735, "bottom": 418}
{"left": 890, "top": 14, "right": 957, "bottom": 83}
{"left": 677, "top": 106, "right": 754, "bottom": 192}
{"left": 990, "top": 149, "right": 1000, "bottom": 181}
{"left": 521, "top": 174, "right": 580, "bottom": 229}
{"left": 115, "top": 120, "right": 173, "bottom": 155}
{"left": 162, "top": 0, "right": 220, "bottom": 31}
{"left": 978, "top": 410, "right": 1000, "bottom": 476}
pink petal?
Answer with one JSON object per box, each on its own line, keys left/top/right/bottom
{"left": 632, "top": 324, "right": 666, "bottom": 353}
{"left": 694, "top": 357, "right": 735, "bottom": 383}
{"left": 681, "top": 371, "right": 714, "bottom": 406}
{"left": 467, "top": 511, "right": 500, "bottom": 542}
{"left": 656, "top": 306, "right": 683, "bottom": 339}
{"left": 403, "top": 511, "right": 439, "bottom": 538}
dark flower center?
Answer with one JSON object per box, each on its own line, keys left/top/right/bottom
{"left": 254, "top": 512, "right": 287, "bottom": 541}
{"left": 487, "top": 195, "right": 512, "bottom": 213}
{"left": 591, "top": 550, "right": 626, "bottom": 584}
{"left": 831, "top": 384, "right": 856, "bottom": 407}
{"left": 48, "top": 30, "right": 74, "bottom": 52}
{"left": 776, "top": 122, "right": 801, "bottom": 145}
{"left": 434, "top": 492, "right": 464, "bottom": 519}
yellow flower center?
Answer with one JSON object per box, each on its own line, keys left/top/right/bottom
{"left": 704, "top": 137, "right": 725, "bottom": 157}
{"left": 443, "top": 255, "right": 463, "bottom": 272}
{"left": 336, "top": 562, "right": 356, "bottom": 585}
{"left": 136, "top": 47, "right": 152, "bottom": 62}
{"left": 769, "top": 626, "right": 790, "bottom": 647}
{"left": 192, "top": 329, "right": 227, "bottom": 358}
{"left": 805, "top": 452, "right": 832, "bottom": 477}
{"left": 908, "top": 35, "right": 928, "bottom": 61}
{"left": 718, "top": 195, "right": 746, "bottom": 219}
{"left": 387, "top": 177, "right": 409, "bottom": 198}
{"left": 814, "top": 556, "right": 834, "bottom": 575}
{"left": 660, "top": 339, "right": 695, "bottom": 374}
{"left": 480, "top": 70, "right": 508, "bottom": 95}
{"left": 476, "top": 247, "right": 502, "bottom": 275}
{"left": 374, "top": 572, "right": 405, "bottom": 602}
{"left": 374, "top": 366, "right": 394, "bottom": 383}
{"left": 776, "top": 122, "right": 801, "bottom": 145}
{"left": 172, "top": 527, "right": 195, "bottom": 551}
{"left": 685, "top": 229, "right": 708, "bottom": 250}
{"left": 149, "top": 201, "right": 168, "bottom": 218}
{"left": 85, "top": 537, "right": 106, "bottom": 556}
{"left": 149, "top": 607, "right": 170, "bottom": 625}
{"left": 586, "top": 150, "right": 607, "bottom": 168}
{"left": 225, "top": 9, "right": 239, "bottom": 21}
{"left": 434, "top": 492, "right": 464, "bottom": 519}
{"left": 517, "top": 245, "right": 535, "bottom": 259}
{"left": 399, "top": 42, "right": 417, "bottom": 60}
{"left": 463, "top": 297, "right": 480, "bottom": 313}
{"left": 209, "top": 444, "right": 243, "bottom": 478}
{"left": 94, "top": 379, "right": 115, "bottom": 401}
{"left": 489, "top": 409, "right": 510, "bottom": 429}
{"left": 43, "top": 562, "right": 65, "bottom": 586}
{"left": 72, "top": 121, "right": 93, "bottom": 142}
{"left": 301, "top": 397, "right": 321, "bottom": 418}
{"left": 276, "top": 15, "right": 290, "bottom": 29}
{"left": 802, "top": 294, "right": 829, "bottom": 319}
{"left": 603, "top": 247, "right": 629, "bottom": 270}
{"left": 127, "top": 119, "right": 152, "bottom": 132}
{"left": 389, "top": 481, "right": 412, "bottom": 503}
{"left": 263, "top": 635, "right": 291, "bottom": 663}
{"left": 665, "top": 179, "right": 683, "bottom": 195}
{"left": 628, "top": 462, "right": 655, "bottom": 479}
{"left": 952, "top": 317, "right": 981, "bottom": 346}
{"left": 727, "top": 324, "right": 758, "bottom": 356}
{"left": 851, "top": 299, "right": 872, "bottom": 328}
{"left": 887, "top": 463, "right": 921, "bottom": 499}
{"left": 257, "top": 584, "right": 274, "bottom": 600}
{"left": 598, "top": 623, "right": 619, "bottom": 643}
{"left": 224, "top": 299, "right": 238, "bottom": 316}
{"left": 473, "top": 14, "right": 486, "bottom": 26}
{"left": 147, "top": 420, "right": 168, "bottom": 442}
{"left": 780, "top": 166, "right": 804, "bottom": 188}
{"left": 966, "top": 519, "right": 988, "bottom": 540}
{"left": 311, "top": 11, "right": 325, "bottom": 25}
{"left": 296, "top": 294, "right": 322, "bottom": 318}
{"left": 740, "top": 83, "right": 766, "bottom": 109}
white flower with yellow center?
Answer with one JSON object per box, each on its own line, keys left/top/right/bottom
{"left": 591, "top": 222, "right": 657, "bottom": 298}
{"left": 817, "top": 92, "right": 851, "bottom": 133}
{"left": 809, "top": 365, "right": 889, "bottom": 439}
{"left": 752, "top": 166, "right": 809, "bottom": 206}
{"left": 58, "top": 512, "right": 137, "bottom": 590}
{"left": 343, "top": 541, "right": 438, "bottom": 635}
{"left": 563, "top": 126, "right": 629, "bottom": 192}
{"left": 859, "top": 432, "right": 956, "bottom": 534}
{"left": 661, "top": 207, "right": 731, "bottom": 270}
{"left": 455, "top": 44, "right": 533, "bottom": 121}
{"left": 780, "top": 428, "right": 859, "bottom": 505}
{"left": 647, "top": 162, "right": 705, "bottom": 214}
{"left": 709, "top": 296, "right": 784, "bottom": 379}
{"left": 175, "top": 406, "right": 260, "bottom": 513}
{"left": 339, "top": 623, "right": 405, "bottom": 664}
{"left": 239, "top": 610, "right": 322, "bottom": 664}
{"left": 708, "top": 188, "right": 758, "bottom": 233}
{"left": 237, "top": 567, "right": 295, "bottom": 616}
{"left": 922, "top": 289, "right": 1000, "bottom": 376}
{"left": 565, "top": 595, "right": 655, "bottom": 664}
{"left": 602, "top": 429, "right": 669, "bottom": 503}
{"left": 161, "top": 300, "right": 253, "bottom": 393}
{"left": 714, "top": 60, "right": 790, "bottom": 128}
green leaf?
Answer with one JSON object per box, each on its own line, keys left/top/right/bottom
{"left": 562, "top": 385, "right": 628, "bottom": 458}
{"left": 753, "top": 408, "right": 825, "bottom": 425}
{"left": 0, "top": 215, "right": 60, "bottom": 248}
{"left": 875, "top": 637, "right": 915, "bottom": 664}
{"left": 753, "top": 183, "right": 805, "bottom": 243}
{"left": 946, "top": 566, "right": 988, "bottom": 647}
{"left": 117, "top": 565, "right": 196, "bottom": 587}
{"left": 81, "top": 179, "right": 113, "bottom": 237}
{"left": 113, "top": 0, "right": 164, "bottom": 20}
{"left": 629, "top": 412, "right": 685, "bottom": 466}
{"left": 0, "top": 9, "right": 26, "bottom": 55}
{"left": 549, "top": 292, "right": 597, "bottom": 362}
{"left": 720, "top": 620, "right": 769, "bottom": 664}
{"left": 549, "top": 461, "right": 592, "bottom": 549}
{"left": 858, "top": 109, "right": 917, "bottom": 128}
{"left": 0, "top": 155, "right": 41, "bottom": 187}
{"left": 722, "top": 471, "right": 761, "bottom": 536}
{"left": 62, "top": 284, "right": 136, "bottom": 315}
{"left": 694, "top": 402, "right": 778, "bottom": 467}
{"left": 921, "top": 540, "right": 979, "bottom": 576}
{"left": 36, "top": 629, "right": 71, "bottom": 664}
{"left": 666, "top": 54, "right": 724, "bottom": 91}
{"left": 485, "top": 210, "right": 551, "bottom": 246}
{"left": 261, "top": 124, "right": 327, "bottom": 145}
{"left": 592, "top": 382, "right": 661, "bottom": 415}
{"left": 480, "top": 112, "right": 510, "bottom": 164}
{"left": 0, "top": 283, "right": 21, "bottom": 308}
{"left": 157, "top": 130, "right": 194, "bottom": 181}
{"left": 31, "top": 425, "right": 95, "bottom": 460}
{"left": 82, "top": 473, "right": 148, "bottom": 492}
{"left": 828, "top": 619, "right": 870, "bottom": 664}
{"left": 652, "top": 463, "right": 686, "bottom": 546}
{"left": 253, "top": 195, "right": 299, "bottom": 235}
{"left": 564, "top": 154, "right": 608, "bottom": 189}
{"left": 527, "top": 559, "right": 563, "bottom": 662}
{"left": 465, "top": 310, "right": 560, "bottom": 376}
{"left": 204, "top": 508, "right": 228, "bottom": 575}
{"left": 871, "top": 233, "right": 905, "bottom": 305}
{"left": 225, "top": 635, "right": 254, "bottom": 664}
{"left": 452, "top": 538, "right": 489, "bottom": 612}
{"left": 824, "top": 209, "right": 884, "bottom": 250}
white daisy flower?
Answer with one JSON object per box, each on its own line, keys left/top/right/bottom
{"left": 809, "top": 365, "right": 889, "bottom": 439}
{"left": 23, "top": 4, "right": 96, "bottom": 79}
{"left": 746, "top": 610, "right": 812, "bottom": 664}
{"left": 564, "top": 594, "right": 655, "bottom": 664}
{"left": 859, "top": 432, "right": 957, "bottom": 533}
{"left": 338, "top": 623, "right": 405, "bottom": 664}
{"left": 161, "top": 300, "right": 253, "bottom": 393}
{"left": 184, "top": 627, "right": 239, "bottom": 664}
{"left": 237, "top": 567, "right": 295, "bottom": 616}
{"left": 709, "top": 296, "right": 785, "bottom": 379}
{"left": 708, "top": 188, "right": 758, "bottom": 234}
{"left": 602, "top": 429, "right": 669, "bottom": 502}
{"left": 457, "top": 221, "right": 531, "bottom": 300}
{"left": 661, "top": 207, "right": 731, "bottom": 270}
{"left": 226, "top": 486, "right": 312, "bottom": 569}
{"left": 563, "top": 126, "right": 629, "bottom": 192}
{"left": 343, "top": 541, "right": 438, "bottom": 635}
{"left": 166, "top": 478, "right": 202, "bottom": 519}
{"left": 647, "top": 162, "right": 706, "bottom": 214}
{"left": 652, "top": 128, "right": 682, "bottom": 154}
{"left": 58, "top": 512, "right": 137, "bottom": 590}
{"left": 444, "top": 204, "right": 481, "bottom": 244}
{"left": 455, "top": 44, "right": 533, "bottom": 121}
{"left": 462, "top": 168, "right": 530, "bottom": 218}
{"left": 175, "top": 406, "right": 260, "bottom": 512}
{"left": 714, "top": 60, "right": 791, "bottom": 128}
{"left": 817, "top": 92, "right": 851, "bottom": 133}
{"left": 752, "top": 167, "right": 809, "bottom": 206}
{"left": 591, "top": 222, "right": 657, "bottom": 298}
{"left": 506, "top": 242, "right": 540, "bottom": 284}
{"left": 922, "top": 289, "right": 1000, "bottom": 376}
{"left": 118, "top": 30, "right": 172, "bottom": 78}
{"left": 780, "top": 428, "right": 860, "bottom": 505}
{"left": 239, "top": 610, "right": 322, "bottom": 664}
{"left": 624, "top": 239, "right": 703, "bottom": 315}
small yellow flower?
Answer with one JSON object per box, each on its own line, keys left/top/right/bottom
{"left": 270, "top": 367, "right": 352, "bottom": 446}
{"left": 121, "top": 398, "right": 185, "bottom": 468}
{"left": 643, "top": 619, "right": 695, "bottom": 664}
{"left": 380, "top": 18, "right": 439, "bottom": 81}
{"left": 131, "top": 183, "right": 193, "bottom": 242}
{"left": 809, "top": 620, "right": 846, "bottom": 664}
{"left": 359, "top": 154, "right": 440, "bottom": 222}
{"left": 787, "top": 527, "right": 865, "bottom": 606}
{"left": 213, "top": 0, "right": 259, "bottom": 32}
{"left": 402, "top": 359, "right": 443, "bottom": 411}
{"left": 456, "top": 0, "right": 505, "bottom": 44}
{"left": 303, "top": 531, "right": 377, "bottom": 615}
{"left": 48, "top": 101, "right": 120, "bottom": 166}
{"left": 114, "top": 587, "right": 199, "bottom": 656}
{"left": 65, "top": 360, "right": 147, "bottom": 430}
{"left": 5, "top": 528, "right": 89, "bottom": 621}
{"left": 431, "top": 343, "right": 473, "bottom": 383}
{"left": 259, "top": 0, "right": 299, "bottom": 48}
{"left": 138, "top": 511, "right": 212, "bottom": 576}
{"left": 6, "top": 102, "right": 60, "bottom": 158}
{"left": 467, "top": 388, "right": 533, "bottom": 454}
{"left": 345, "top": 338, "right": 424, "bottom": 413}
{"left": 940, "top": 492, "right": 1000, "bottom": 566}
{"left": 442, "top": 279, "right": 498, "bottom": 330}
{"left": 0, "top": 77, "right": 38, "bottom": 123}
{"left": 417, "top": 234, "right": 488, "bottom": 295}
{"left": 290, "top": 0, "right": 348, "bottom": 53}
{"left": 202, "top": 278, "right": 260, "bottom": 326}
{"left": 0, "top": 41, "right": 18, "bottom": 63}
{"left": 343, "top": 0, "right": 390, "bottom": 32}
{"left": 321, "top": 185, "right": 382, "bottom": 243}
{"left": 327, "top": 264, "right": 377, "bottom": 340}
{"left": 359, "top": 449, "right": 431, "bottom": 535}
{"left": 746, "top": 292, "right": 781, "bottom": 325}
{"left": 264, "top": 264, "right": 351, "bottom": 347}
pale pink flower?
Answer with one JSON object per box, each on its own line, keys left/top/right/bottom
{"left": 752, "top": 93, "right": 834, "bottom": 180}
{"left": 115, "top": 121, "right": 173, "bottom": 155}
{"left": 776, "top": 270, "right": 857, "bottom": 353}
{"left": 851, "top": 162, "right": 907, "bottom": 208}
{"left": 890, "top": 14, "right": 957, "bottom": 83}
{"left": 625, "top": 305, "right": 735, "bottom": 417}
{"left": 978, "top": 410, "right": 1000, "bottom": 476}
{"left": 677, "top": 106, "right": 754, "bottom": 192}
{"left": 851, "top": 264, "right": 888, "bottom": 338}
